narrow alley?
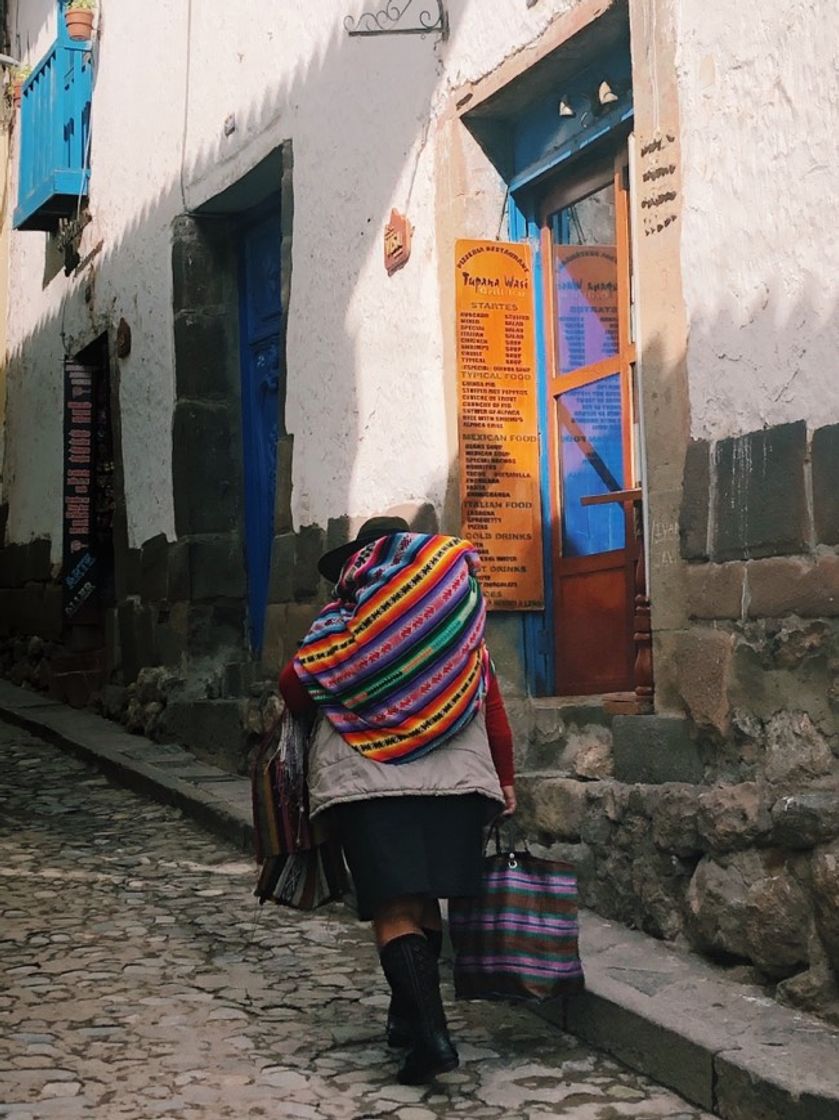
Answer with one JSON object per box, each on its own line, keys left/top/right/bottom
{"left": 0, "top": 722, "right": 714, "bottom": 1120}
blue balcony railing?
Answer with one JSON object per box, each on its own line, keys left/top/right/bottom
{"left": 13, "top": 32, "right": 93, "bottom": 232}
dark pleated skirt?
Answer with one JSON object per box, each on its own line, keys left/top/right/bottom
{"left": 331, "top": 794, "right": 490, "bottom": 921}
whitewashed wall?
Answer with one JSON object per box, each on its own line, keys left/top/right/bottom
{"left": 675, "top": 0, "right": 839, "bottom": 440}
{"left": 5, "top": 1, "right": 189, "bottom": 552}
{"left": 7, "top": 0, "right": 832, "bottom": 558}
{"left": 3, "top": 0, "right": 572, "bottom": 555}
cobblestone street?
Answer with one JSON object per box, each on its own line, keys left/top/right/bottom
{"left": 0, "top": 723, "right": 716, "bottom": 1120}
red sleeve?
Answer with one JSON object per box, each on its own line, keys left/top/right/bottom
{"left": 279, "top": 661, "right": 317, "bottom": 718}
{"left": 484, "top": 673, "right": 514, "bottom": 787}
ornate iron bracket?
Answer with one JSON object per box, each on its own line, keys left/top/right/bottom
{"left": 345, "top": 1, "right": 448, "bottom": 38}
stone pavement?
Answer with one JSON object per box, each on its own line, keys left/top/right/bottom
{"left": 1, "top": 682, "right": 839, "bottom": 1120}
{"left": 0, "top": 721, "right": 718, "bottom": 1120}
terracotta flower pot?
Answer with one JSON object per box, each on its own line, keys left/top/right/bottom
{"left": 65, "top": 9, "right": 94, "bottom": 41}
{"left": 12, "top": 80, "right": 23, "bottom": 109}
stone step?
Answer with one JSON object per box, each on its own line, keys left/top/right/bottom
{"left": 48, "top": 667, "right": 106, "bottom": 709}
{"left": 49, "top": 647, "right": 107, "bottom": 674}
{"left": 507, "top": 697, "right": 615, "bottom": 776}
{"left": 162, "top": 698, "right": 246, "bottom": 771}
{"left": 531, "top": 697, "right": 612, "bottom": 737}
{"left": 44, "top": 647, "right": 108, "bottom": 710}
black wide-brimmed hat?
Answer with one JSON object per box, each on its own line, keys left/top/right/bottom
{"left": 317, "top": 515, "right": 410, "bottom": 583}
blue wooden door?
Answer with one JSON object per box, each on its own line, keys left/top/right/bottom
{"left": 239, "top": 207, "right": 283, "bottom": 652}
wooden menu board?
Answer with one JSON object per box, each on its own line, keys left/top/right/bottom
{"left": 455, "top": 239, "right": 544, "bottom": 610}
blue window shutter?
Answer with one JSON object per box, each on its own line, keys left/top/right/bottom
{"left": 13, "top": 6, "right": 93, "bottom": 232}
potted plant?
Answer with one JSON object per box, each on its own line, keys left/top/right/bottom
{"left": 64, "top": 0, "right": 96, "bottom": 42}
{"left": 10, "top": 64, "right": 31, "bottom": 109}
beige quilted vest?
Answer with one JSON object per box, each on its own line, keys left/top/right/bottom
{"left": 307, "top": 709, "right": 504, "bottom": 819}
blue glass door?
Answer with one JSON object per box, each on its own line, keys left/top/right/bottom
{"left": 239, "top": 205, "right": 283, "bottom": 652}
{"left": 558, "top": 373, "right": 625, "bottom": 557}
{"left": 539, "top": 159, "right": 636, "bottom": 695}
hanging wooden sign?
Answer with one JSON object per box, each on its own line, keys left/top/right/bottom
{"left": 384, "top": 209, "right": 412, "bottom": 275}
{"left": 455, "top": 239, "right": 544, "bottom": 610}
{"left": 63, "top": 360, "right": 97, "bottom": 618}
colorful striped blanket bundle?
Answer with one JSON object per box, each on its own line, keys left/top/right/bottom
{"left": 294, "top": 532, "right": 490, "bottom": 764}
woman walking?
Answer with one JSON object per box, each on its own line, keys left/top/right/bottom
{"left": 278, "top": 516, "right": 515, "bottom": 1085}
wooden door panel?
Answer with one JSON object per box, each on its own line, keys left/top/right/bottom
{"left": 239, "top": 207, "right": 283, "bottom": 653}
{"left": 555, "top": 560, "right": 632, "bottom": 695}
{"left": 559, "top": 548, "right": 627, "bottom": 574}
{"left": 537, "top": 154, "right": 637, "bottom": 697}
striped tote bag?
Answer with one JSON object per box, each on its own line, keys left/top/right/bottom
{"left": 449, "top": 831, "right": 584, "bottom": 1001}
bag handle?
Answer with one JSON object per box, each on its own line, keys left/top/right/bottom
{"left": 486, "top": 820, "right": 531, "bottom": 867}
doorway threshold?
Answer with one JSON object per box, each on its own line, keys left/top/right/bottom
{"left": 530, "top": 694, "right": 605, "bottom": 710}
{"left": 530, "top": 692, "right": 651, "bottom": 717}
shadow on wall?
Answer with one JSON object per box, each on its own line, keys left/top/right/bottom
{"left": 634, "top": 277, "right": 839, "bottom": 603}
{"left": 8, "top": 0, "right": 56, "bottom": 62}
{"left": 671, "top": 280, "right": 839, "bottom": 574}
{"left": 7, "top": 3, "right": 837, "bottom": 705}
{"left": 632, "top": 276, "right": 839, "bottom": 753}
{"left": 0, "top": 4, "right": 471, "bottom": 701}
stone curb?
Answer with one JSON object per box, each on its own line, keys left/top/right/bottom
{"left": 2, "top": 680, "right": 839, "bottom": 1120}
{"left": 0, "top": 682, "right": 254, "bottom": 855}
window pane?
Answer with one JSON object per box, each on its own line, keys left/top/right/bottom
{"left": 565, "top": 182, "right": 615, "bottom": 245}
{"left": 550, "top": 182, "right": 618, "bottom": 376}
{"left": 558, "top": 374, "right": 625, "bottom": 557}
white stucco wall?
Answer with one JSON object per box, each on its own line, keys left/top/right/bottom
{"left": 178, "top": 0, "right": 575, "bottom": 530}
{"left": 5, "top": 1, "right": 188, "bottom": 552}
{"left": 14, "top": 0, "right": 832, "bottom": 550}
{"left": 3, "top": 0, "right": 577, "bottom": 553}
{"left": 676, "top": 0, "right": 839, "bottom": 440}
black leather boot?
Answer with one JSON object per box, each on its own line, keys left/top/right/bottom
{"left": 385, "top": 928, "right": 442, "bottom": 1048}
{"left": 379, "top": 933, "right": 458, "bottom": 1085}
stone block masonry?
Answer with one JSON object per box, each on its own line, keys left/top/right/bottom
{"left": 712, "top": 421, "right": 809, "bottom": 562}
{"left": 813, "top": 423, "right": 839, "bottom": 545}
{"left": 619, "top": 413, "right": 839, "bottom": 1025}
{"left": 612, "top": 715, "right": 705, "bottom": 783}
{"left": 0, "top": 539, "right": 62, "bottom": 645}
{"left": 679, "top": 439, "right": 711, "bottom": 562}
{"left": 172, "top": 402, "right": 241, "bottom": 539}
{"left": 1, "top": 407, "right": 836, "bottom": 1028}
{"left": 520, "top": 757, "right": 839, "bottom": 1026}
{"left": 679, "top": 419, "right": 839, "bottom": 566}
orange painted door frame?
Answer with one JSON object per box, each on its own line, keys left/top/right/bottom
{"left": 537, "top": 151, "right": 638, "bottom": 695}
